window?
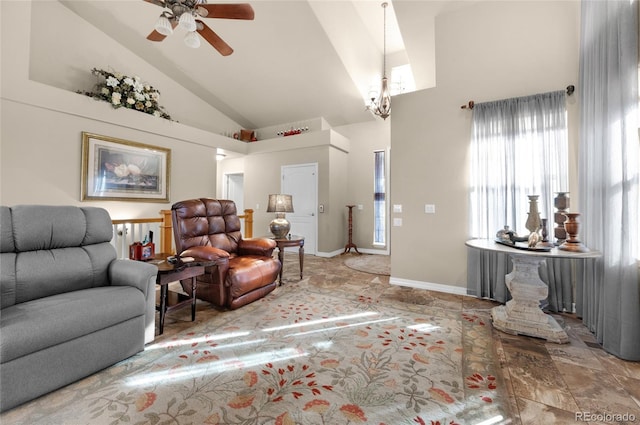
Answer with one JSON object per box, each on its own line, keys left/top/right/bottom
{"left": 469, "top": 91, "right": 569, "bottom": 238}
{"left": 374, "top": 150, "right": 386, "bottom": 245}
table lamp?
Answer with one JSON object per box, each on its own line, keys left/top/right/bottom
{"left": 267, "top": 194, "right": 294, "bottom": 238}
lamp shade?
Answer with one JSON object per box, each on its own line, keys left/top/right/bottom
{"left": 154, "top": 15, "right": 173, "bottom": 36}
{"left": 266, "top": 194, "right": 294, "bottom": 213}
{"left": 178, "top": 12, "right": 197, "bottom": 32}
{"left": 184, "top": 30, "right": 200, "bottom": 48}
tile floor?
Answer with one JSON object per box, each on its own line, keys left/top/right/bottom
{"left": 156, "top": 254, "right": 640, "bottom": 425}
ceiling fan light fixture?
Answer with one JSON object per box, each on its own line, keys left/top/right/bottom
{"left": 178, "top": 12, "right": 197, "bottom": 32}
{"left": 184, "top": 30, "right": 201, "bottom": 48}
{"left": 154, "top": 15, "right": 173, "bottom": 36}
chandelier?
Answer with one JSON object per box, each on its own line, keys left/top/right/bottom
{"left": 368, "top": 2, "right": 391, "bottom": 120}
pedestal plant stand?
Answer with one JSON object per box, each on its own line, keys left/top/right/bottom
{"left": 343, "top": 205, "right": 360, "bottom": 254}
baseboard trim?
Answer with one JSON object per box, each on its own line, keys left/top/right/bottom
{"left": 389, "top": 277, "right": 469, "bottom": 296}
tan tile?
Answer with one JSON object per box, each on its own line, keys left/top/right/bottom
{"left": 517, "top": 397, "right": 584, "bottom": 425}
{"left": 592, "top": 349, "right": 640, "bottom": 380}
{"left": 556, "top": 361, "right": 640, "bottom": 415}
{"left": 501, "top": 337, "right": 579, "bottom": 411}
{"left": 613, "top": 374, "right": 640, "bottom": 409}
{"left": 548, "top": 345, "right": 604, "bottom": 371}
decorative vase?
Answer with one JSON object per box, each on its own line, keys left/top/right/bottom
{"left": 558, "top": 213, "right": 589, "bottom": 252}
{"left": 525, "top": 195, "right": 542, "bottom": 234}
{"left": 536, "top": 218, "right": 555, "bottom": 248}
{"left": 554, "top": 192, "right": 569, "bottom": 244}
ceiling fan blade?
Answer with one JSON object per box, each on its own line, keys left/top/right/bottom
{"left": 197, "top": 4, "right": 255, "bottom": 20}
{"left": 143, "top": 0, "right": 166, "bottom": 7}
{"left": 147, "top": 19, "right": 177, "bottom": 42}
{"left": 196, "top": 20, "right": 233, "bottom": 56}
{"left": 147, "top": 30, "right": 167, "bottom": 42}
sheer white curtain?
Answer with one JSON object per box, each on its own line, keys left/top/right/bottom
{"left": 469, "top": 91, "right": 568, "bottom": 239}
{"left": 578, "top": 0, "right": 640, "bottom": 360}
{"left": 467, "top": 91, "right": 572, "bottom": 310}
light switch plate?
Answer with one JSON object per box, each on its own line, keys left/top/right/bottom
{"left": 393, "top": 204, "right": 402, "bottom": 213}
{"left": 425, "top": 204, "right": 436, "bottom": 214}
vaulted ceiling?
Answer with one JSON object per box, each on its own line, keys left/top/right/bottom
{"left": 60, "top": 0, "right": 469, "bottom": 129}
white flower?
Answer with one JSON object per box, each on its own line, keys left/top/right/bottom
{"left": 135, "top": 92, "right": 145, "bottom": 101}
{"left": 123, "top": 77, "right": 134, "bottom": 86}
{"left": 101, "top": 87, "right": 110, "bottom": 95}
{"left": 111, "top": 92, "right": 121, "bottom": 105}
{"left": 145, "top": 101, "right": 152, "bottom": 107}
{"left": 114, "top": 164, "right": 129, "bottom": 178}
{"left": 106, "top": 76, "right": 120, "bottom": 87}
{"left": 153, "top": 110, "right": 161, "bottom": 117}
{"left": 132, "top": 81, "right": 144, "bottom": 93}
{"left": 127, "top": 97, "right": 136, "bottom": 105}
{"left": 127, "top": 164, "right": 141, "bottom": 175}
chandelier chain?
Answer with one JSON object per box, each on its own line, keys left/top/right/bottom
{"left": 382, "top": 2, "right": 387, "bottom": 78}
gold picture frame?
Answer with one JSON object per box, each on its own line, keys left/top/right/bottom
{"left": 81, "top": 132, "right": 171, "bottom": 202}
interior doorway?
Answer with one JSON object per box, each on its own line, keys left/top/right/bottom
{"left": 282, "top": 163, "right": 317, "bottom": 255}
{"left": 224, "top": 172, "right": 245, "bottom": 231}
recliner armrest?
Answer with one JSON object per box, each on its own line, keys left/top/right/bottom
{"left": 181, "top": 246, "right": 230, "bottom": 262}
{"left": 109, "top": 259, "right": 158, "bottom": 298}
{"left": 238, "top": 238, "right": 277, "bottom": 257}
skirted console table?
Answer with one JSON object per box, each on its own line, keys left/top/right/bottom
{"left": 466, "top": 239, "right": 600, "bottom": 343}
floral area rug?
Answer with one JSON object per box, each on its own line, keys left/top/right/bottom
{"left": 344, "top": 254, "right": 391, "bottom": 276}
{"left": 2, "top": 279, "right": 510, "bottom": 425}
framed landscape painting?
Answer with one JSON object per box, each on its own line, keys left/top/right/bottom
{"left": 81, "top": 132, "right": 171, "bottom": 202}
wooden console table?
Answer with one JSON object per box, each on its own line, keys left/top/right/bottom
{"left": 465, "top": 239, "right": 600, "bottom": 343}
{"left": 343, "top": 205, "right": 360, "bottom": 254}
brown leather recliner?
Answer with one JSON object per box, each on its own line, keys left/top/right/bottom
{"left": 171, "top": 198, "right": 281, "bottom": 310}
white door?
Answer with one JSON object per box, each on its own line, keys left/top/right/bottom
{"left": 225, "top": 173, "right": 246, "bottom": 234}
{"left": 225, "top": 173, "right": 244, "bottom": 212}
{"left": 282, "top": 163, "right": 317, "bottom": 255}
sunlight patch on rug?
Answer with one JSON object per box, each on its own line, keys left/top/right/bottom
{"left": 1, "top": 283, "right": 510, "bottom": 425}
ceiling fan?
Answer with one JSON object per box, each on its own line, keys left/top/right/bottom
{"left": 144, "top": 0, "right": 254, "bottom": 56}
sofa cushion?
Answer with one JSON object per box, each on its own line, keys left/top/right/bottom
{"left": 0, "top": 286, "right": 145, "bottom": 363}
{"left": 227, "top": 256, "right": 281, "bottom": 299}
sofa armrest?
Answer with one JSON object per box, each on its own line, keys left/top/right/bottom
{"left": 109, "top": 259, "right": 158, "bottom": 344}
{"left": 238, "top": 238, "right": 277, "bottom": 257}
{"left": 109, "top": 259, "right": 158, "bottom": 298}
{"left": 181, "top": 246, "right": 230, "bottom": 262}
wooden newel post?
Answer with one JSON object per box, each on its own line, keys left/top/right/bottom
{"left": 243, "top": 209, "right": 254, "bottom": 238}
{"left": 342, "top": 205, "right": 360, "bottom": 254}
{"left": 159, "top": 209, "right": 173, "bottom": 254}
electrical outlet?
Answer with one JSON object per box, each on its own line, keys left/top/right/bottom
{"left": 425, "top": 204, "right": 436, "bottom": 214}
{"left": 393, "top": 204, "right": 402, "bottom": 213}
{"left": 393, "top": 218, "right": 403, "bottom": 226}
{"left": 357, "top": 205, "right": 363, "bottom": 210}
{"left": 319, "top": 204, "right": 324, "bottom": 213}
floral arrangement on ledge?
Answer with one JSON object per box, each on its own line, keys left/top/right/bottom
{"left": 77, "top": 68, "right": 171, "bottom": 120}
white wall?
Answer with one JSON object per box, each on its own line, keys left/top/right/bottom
{"left": 390, "top": 1, "right": 580, "bottom": 290}
{"left": 1, "top": 1, "right": 248, "bottom": 219}
{"left": 334, "top": 119, "right": 390, "bottom": 253}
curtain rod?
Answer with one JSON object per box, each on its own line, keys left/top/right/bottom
{"left": 460, "top": 85, "right": 575, "bottom": 110}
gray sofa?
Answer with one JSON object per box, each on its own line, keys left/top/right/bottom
{"left": 0, "top": 205, "right": 158, "bottom": 412}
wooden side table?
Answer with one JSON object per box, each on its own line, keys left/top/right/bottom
{"left": 269, "top": 235, "right": 305, "bottom": 285}
{"left": 149, "top": 253, "right": 212, "bottom": 335}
